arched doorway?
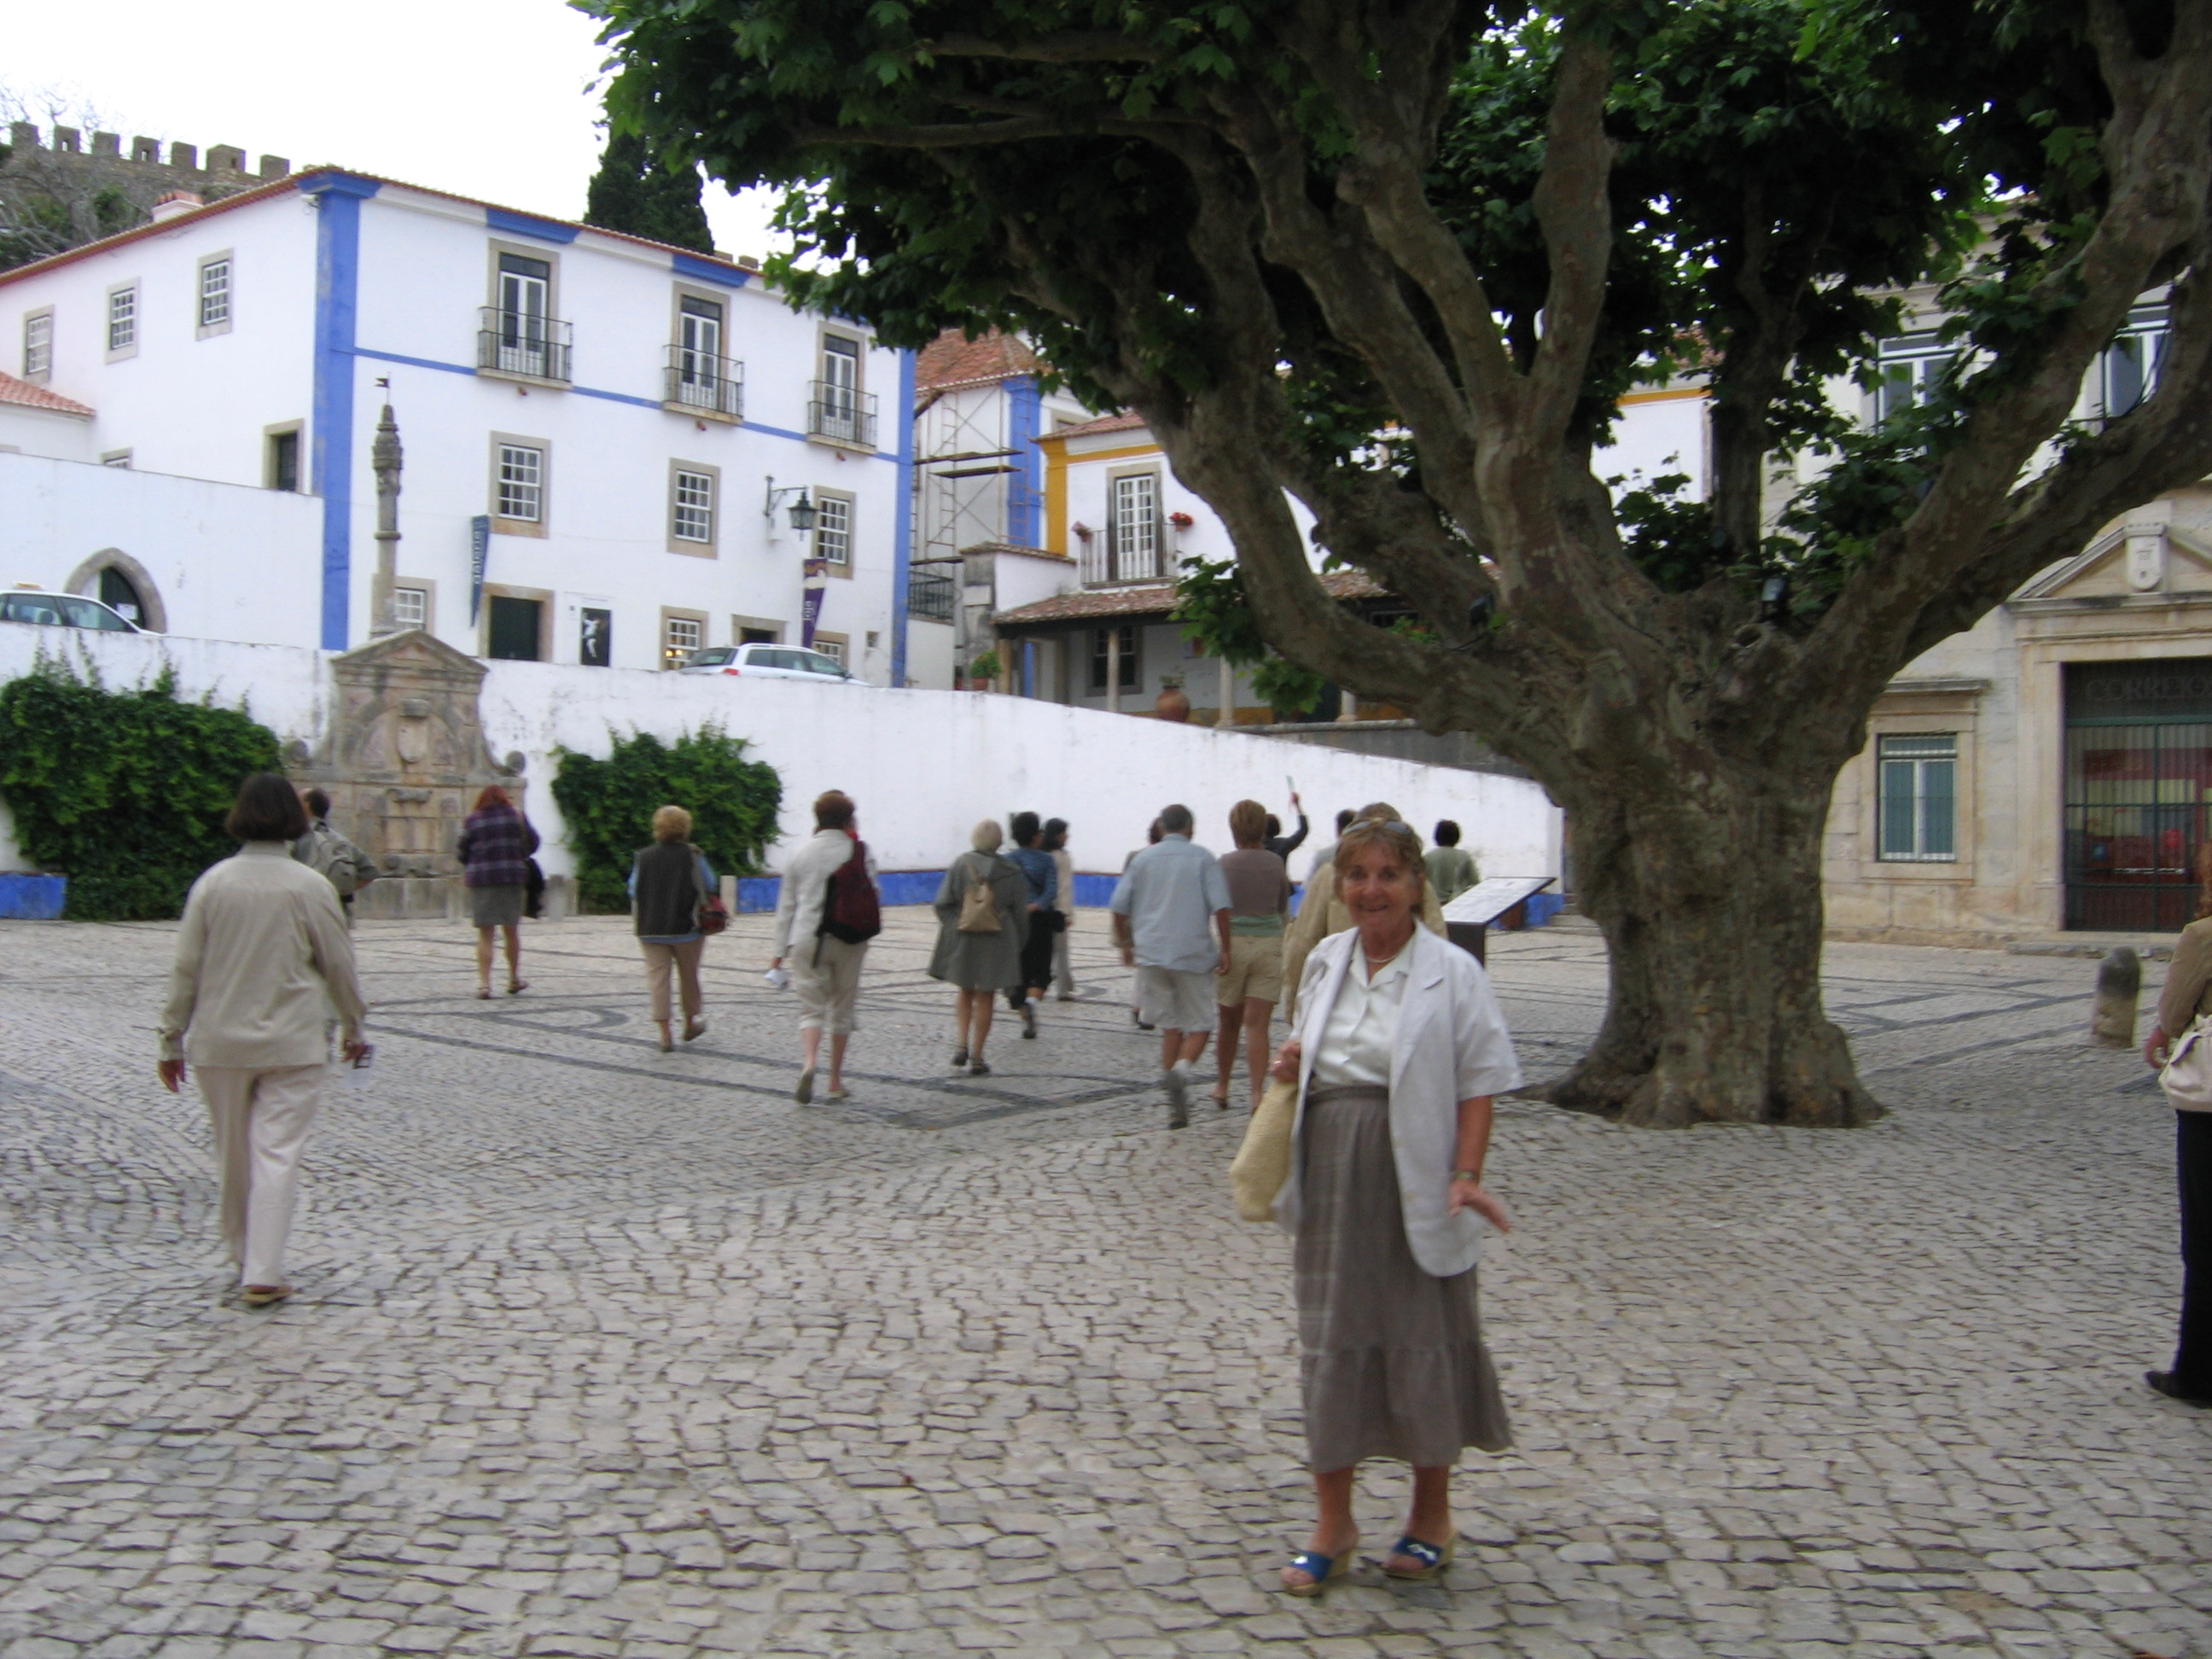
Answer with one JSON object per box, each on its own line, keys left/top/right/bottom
{"left": 62, "top": 550, "right": 166, "bottom": 632}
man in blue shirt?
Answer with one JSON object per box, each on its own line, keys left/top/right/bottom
{"left": 1110, "top": 803, "right": 1233, "bottom": 1128}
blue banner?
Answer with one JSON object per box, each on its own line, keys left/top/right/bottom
{"left": 469, "top": 515, "right": 490, "bottom": 623}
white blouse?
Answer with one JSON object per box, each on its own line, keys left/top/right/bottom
{"left": 1312, "top": 937, "right": 1412, "bottom": 1086}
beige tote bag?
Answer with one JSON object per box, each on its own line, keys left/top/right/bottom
{"left": 2162, "top": 1012, "right": 2212, "bottom": 1109}
{"left": 956, "top": 856, "right": 1002, "bottom": 933}
{"left": 1230, "top": 1075, "right": 1301, "bottom": 1223}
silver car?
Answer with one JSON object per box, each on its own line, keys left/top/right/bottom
{"left": 679, "top": 643, "right": 860, "bottom": 683}
{"left": 0, "top": 590, "right": 142, "bottom": 632}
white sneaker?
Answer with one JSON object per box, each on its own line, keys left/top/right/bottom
{"left": 1162, "top": 1068, "right": 1189, "bottom": 1129}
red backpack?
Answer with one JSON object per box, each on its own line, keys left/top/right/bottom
{"left": 819, "top": 839, "right": 882, "bottom": 943}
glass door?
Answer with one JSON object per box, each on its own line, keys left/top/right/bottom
{"left": 678, "top": 297, "right": 722, "bottom": 408}
{"left": 497, "top": 253, "right": 550, "bottom": 377}
{"left": 820, "top": 335, "right": 859, "bottom": 440}
{"left": 2064, "top": 658, "right": 2212, "bottom": 929}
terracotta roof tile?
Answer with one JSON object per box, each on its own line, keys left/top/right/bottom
{"left": 994, "top": 566, "right": 1389, "bottom": 629}
{"left": 917, "top": 328, "right": 1039, "bottom": 392}
{"left": 1045, "top": 410, "right": 1147, "bottom": 440}
{"left": 0, "top": 370, "right": 93, "bottom": 417}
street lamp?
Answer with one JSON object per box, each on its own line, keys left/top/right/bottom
{"left": 763, "top": 478, "right": 818, "bottom": 533}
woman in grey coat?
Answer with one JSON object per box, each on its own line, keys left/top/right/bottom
{"left": 930, "top": 819, "right": 1030, "bottom": 1076}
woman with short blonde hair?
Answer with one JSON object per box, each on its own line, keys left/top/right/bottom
{"left": 929, "top": 818, "right": 1030, "bottom": 1074}
{"left": 653, "top": 804, "right": 693, "bottom": 841}
{"left": 630, "top": 803, "right": 716, "bottom": 1051}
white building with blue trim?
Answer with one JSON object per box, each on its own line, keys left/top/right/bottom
{"left": 0, "top": 165, "right": 917, "bottom": 684}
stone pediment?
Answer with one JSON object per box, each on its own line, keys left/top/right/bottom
{"left": 331, "top": 626, "right": 487, "bottom": 687}
{"left": 2011, "top": 499, "right": 2212, "bottom": 608}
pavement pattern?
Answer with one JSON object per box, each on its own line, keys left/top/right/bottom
{"left": 2, "top": 906, "right": 2209, "bottom": 1659}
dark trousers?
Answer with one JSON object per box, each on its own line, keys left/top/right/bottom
{"left": 2175, "top": 1111, "right": 2212, "bottom": 1392}
{"left": 1006, "top": 912, "right": 1058, "bottom": 1006}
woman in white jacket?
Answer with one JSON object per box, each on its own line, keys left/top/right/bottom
{"left": 1266, "top": 818, "right": 1522, "bottom": 1596}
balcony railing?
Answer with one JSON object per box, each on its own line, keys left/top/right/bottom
{"left": 907, "top": 568, "right": 958, "bottom": 623}
{"left": 478, "top": 308, "right": 573, "bottom": 382}
{"left": 665, "top": 346, "right": 744, "bottom": 418}
{"left": 807, "top": 381, "right": 879, "bottom": 448}
{"left": 1080, "top": 533, "right": 1165, "bottom": 588}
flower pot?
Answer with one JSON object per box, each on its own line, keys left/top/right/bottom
{"left": 1155, "top": 683, "right": 1191, "bottom": 722}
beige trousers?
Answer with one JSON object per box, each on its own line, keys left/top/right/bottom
{"left": 793, "top": 934, "right": 868, "bottom": 1035}
{"left": 195, "top": 1062, "right": 325, "bottom": 1287}
{"left": 641, "top": 940, "right": 705, "bottom": 1023}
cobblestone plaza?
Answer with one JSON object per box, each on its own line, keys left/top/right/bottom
{"left": 3, "top": 911, "right": 2209, "bottom": 1659}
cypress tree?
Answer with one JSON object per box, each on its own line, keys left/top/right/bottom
{"left": 583, "top": 130, "right": 713, "bottom": 254}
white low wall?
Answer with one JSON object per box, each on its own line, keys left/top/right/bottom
{"left": 0, "top": 626, "right": 1563, "bottom": 887}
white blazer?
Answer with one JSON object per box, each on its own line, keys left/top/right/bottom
{"left": 1272, "top": 924, "right": 1524, "bottom": 1277}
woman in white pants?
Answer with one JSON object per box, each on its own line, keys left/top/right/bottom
{"left": 158, "top": 774, "right": 369, "bottom": 1307}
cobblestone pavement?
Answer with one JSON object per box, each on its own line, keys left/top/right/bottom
{"left": 3, "top": 908, "right": 2209, "bottom": 1659}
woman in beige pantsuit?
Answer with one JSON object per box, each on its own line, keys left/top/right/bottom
{"left": 158, "top": 773, "right": 369, "bottom": 1308}
{"left": 630, "top": 805, "right": 716, "bottom": 1052}
{"left": 1266, "top": 818, "right": 1522, "bottom": 1596}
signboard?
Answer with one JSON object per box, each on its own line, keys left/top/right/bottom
{"left": 1441, "top": 876, "right": 1557, "bottom": 928}
{"left": 800, "top": 556, "right": 828, "bottom": 647}
{"left": 469, "top": 515, "right": 491, "bottom": 624}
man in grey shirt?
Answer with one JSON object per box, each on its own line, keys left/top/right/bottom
{"left": 1110, "top": 803, "right": 1233, "bottom": 1128}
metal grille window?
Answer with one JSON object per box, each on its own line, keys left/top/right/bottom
{"left": 1877, "top": 733, "right": 1958, "bottom": 862}
{"left": 22, "top": 312, "right": 50, "bottom": 378}
{"left": 108, "top": 287, "right": 136, "bottom": 352}
{"left": 813, "top": 493, "right": 852, "bottom": 566}
{"left": 199, "top": 259, "right": 231, "bottom": 329}
{"left": 1109, "top": 474, "right": 1160, "bottom": 581}
{"left": 672, "top": 469, "right": 715, "bottom": 543}
{"left": 392, "top": 587, "right": 428, "bottom": 629}
{"left": 907, "top": 568, "right": 957, "bottom": 622}
{"left": 497, "top": 445, "right": 544, "bottom": 522}
{"left": 664, "top": 615, "right": 702, "bottom": 667}
{"left": 1875, "top": 332, "right": 1949, "bottom": 422}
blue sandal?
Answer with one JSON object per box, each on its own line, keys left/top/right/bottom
{"left": 1382, "top": 1533, "right": 1455, "bottom": 1581}
{"left": 1282, "top": 1548, "right": 1351, "bottom": 1597}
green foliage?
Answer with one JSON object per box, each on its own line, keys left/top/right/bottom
{"left": 1173, "top": 558, "right": 1330, "bottom": 719}
{"left": 583, "top": 129, "right": 715, "bottom": 254}
{"left": 0, "top": 653, "right": 281, "bottom": 919}
{"left": 550, "top": 725, "right": 781, "bottom": 911}
{"left": 965, "top": 649, "right": 1002, "bottom": 683}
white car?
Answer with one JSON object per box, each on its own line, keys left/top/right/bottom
{"left": 679, "top": 643, "right": 861, "bottom": 683}
{"left": 0, "top": 589, "right": 143, "bottom": 633}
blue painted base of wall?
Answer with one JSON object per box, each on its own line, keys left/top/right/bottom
{"left": 1524, "top": 892, "right": 1564, "bottom": 928}
{"left": 741, "top": 870, "right": 1129, "bottom": 911}
{"left": 0, "top": 874, "right": 67, "bottom": 920}
{"left": 1072, "top": 873, "right": 1120, "bottom": 909}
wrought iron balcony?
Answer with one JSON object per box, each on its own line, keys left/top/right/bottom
{"left": 807, "top": 381, "right": 878, "bottom": 448}
{"left": 1080, "top": 534, "right": 1165, "bottom": 588}
{"left": 907, "top": 568, "right": 958, "bottom": 623}
{"left": 478, "top": 307, "right": 572, "bottom": 382}
{"left": 665, "top": 346, "right": 744, "bottom": 418}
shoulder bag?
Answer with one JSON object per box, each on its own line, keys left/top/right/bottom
{"left": 2161, "top": 1011, "right": 2212, "bottom": 1109}
{"left": 693, "top": 847, "right": 729, "bottom": 935}
{"left": 1230, "top": 1074, "right": 1301, "bottom": 1223}
{"left": 957, "top": 855, "right": 1002, "bottom": 934}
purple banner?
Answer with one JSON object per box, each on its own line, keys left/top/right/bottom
{"left": 800, "top": 558, "right": 828, "bottom": 646}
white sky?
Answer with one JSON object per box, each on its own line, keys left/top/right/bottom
{"left": 6, "top": 0, "right": 785, "bottom": 258}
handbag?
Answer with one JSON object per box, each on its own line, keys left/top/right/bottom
{"left": 696, "top": 894, "right": 730, "bottom": 935}
{"left": 957, "top": 857, "right": 1002, "bottom": 934}
{"left": 2161, "top": 1011, "right": 2212, "bottom": 1109}
{"left": 1230, "top": 1074, "right": 1301, "bottom": 1223}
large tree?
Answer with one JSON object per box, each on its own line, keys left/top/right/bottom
{"left": 583, "top": 128, "right": 716, "bottom": 253}
{"left": 588, "top": 0, "right": 2212, "bottom": 1126}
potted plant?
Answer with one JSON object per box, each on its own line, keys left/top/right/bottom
{"left": 1155, "top": 671, "right": 1192, "bottom": 723}
{"left": 966, "top": 649, "right": 1002, "bottom": 690}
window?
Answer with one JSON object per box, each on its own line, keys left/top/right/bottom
{"left": 669, "top": 294, "right": 740, "bottom": 416}
{"left": 496, "top": 443, "right": 544, "bottom": 523}
{"left": 1875, "top": 331, "right": 1950, "bottom": 422}
{"left": 101, "top": 450, "right": 131, "bottom": 469}
{"left": 1089, "top": 625, "right": 1137, "bottom": 692}
{"left": 672, "top": 467, "right": 716, "bottom": 545}
{"left": 662, "top": 612, "right": 705, "bottom": 669}
{"left": 21, "top": 311, "right": 50, "bottom": 379}
{"left": 268, "top": 429, "right": 300, "bottom": 492}
{"left": 810, "top": 334, "right": 874, "bottom": 444}
{"left": 579, "top": 606, "right": 611, "bottom": 667}
{"left": 98, "top": 568, "right": 145, "bottom": 626}
{"left": 484, "top": 250, "right": 568, "bottom": 381}
{"left": 811, "top": 636, "right": 847, "bottom": 669}
{"left": 393, "top": 586, "right": 428, "bottom": 630}
{"left": 813, "top": 491, "right": 853, "bottom": 569}
{"left": 107, "top": 285, "right": 137, "bottom": 354}
{"left": 1877, "top": 733, "right": 1958, "bottom": 862}
{"left": 736, "top": 622, "right": 780, "bottom": 644}
{"left": 197, "top": 255, "right": 231, "bottom": 331}
{"left": 486, "top": 595, "right": 544, "bottom": 661}
{"left": 2098, "top": 305, "right": 2168, "bottom": 421}
{"left": 1108, "top": 472, "right": 1161, "bottom": 581}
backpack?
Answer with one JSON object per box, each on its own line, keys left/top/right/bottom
{"left": 302, "top": 822, "right": 376, "bottom": 897}
{"left": 819, "top": 839, "right": 882, "bottom": 944}
{"left": 956, "top": 854, "right": 1002, "bottom": 934}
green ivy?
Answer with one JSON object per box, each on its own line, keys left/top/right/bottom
{"left": 0, "top": 652, "right": 282, "bottom": 920}
{"left": 550, "top": 725, "right": 782, "bottom": 912}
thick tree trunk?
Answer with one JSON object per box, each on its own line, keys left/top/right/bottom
{"left": 1545, "top": 756, "right": 1883, "bottom": 1128}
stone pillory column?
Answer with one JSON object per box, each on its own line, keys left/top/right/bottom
{"left": 2091, "top": 947, "right": 2141, "bottom": 1049}
{"left": 370, "top": 391, "right": 403, "bottom": 638}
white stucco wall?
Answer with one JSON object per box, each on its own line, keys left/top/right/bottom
{"left": 0, "top": 626, "right": 1563, "bottom": 888}
{"left": 0, "top": 405, "right": 96, "bottom": 463}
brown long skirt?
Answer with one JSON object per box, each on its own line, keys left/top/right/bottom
{"left": 1295, "top": 1083, "right": 1511, "bottom": 1470}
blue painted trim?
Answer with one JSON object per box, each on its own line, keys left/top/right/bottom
{"left": 892, "top": 347, "right": 917, "bottom": 687}
{"left": 302, "top": 172, "right": 381, "bottom": 650}
{"left": 1071, "top": 873, "right": 1120, "bottom": 909}
{"left": 486, "top": 207, "right": 579, "bottom": 245}
{"left": 736, "top": 870, "right": 950, "bottom": 911}
{"left": 1007, "top": 375, "right": 1043, "bottom": 546}
{"left": 569, "top": 384, "right": 664, "bottom": 411}
{"left": 0, "top": 874, "right": 67, "bottom": 920}
{"left": 353, "top": 347, "right": 474, "bottom": 377}
{"left": 672, "top": 252, "right": 752, "bottom": 288}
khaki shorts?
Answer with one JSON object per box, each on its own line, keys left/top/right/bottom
{"left": 1136, "top": 965, "right": 1216, "bottom": 1033}
{"left": 1216, "top": 934, "right": 1284, "bottom": 1005}
{"left": 794, "top": 934, "right": 868, "bottom": 1035}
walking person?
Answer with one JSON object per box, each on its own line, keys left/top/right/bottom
{"left": 629, "top": 805, "right": 716, "bottom": 1054}
{"left": 2141, "top": 915, "right": 2212, "bottom": 1406}
{"left": 1046, "top": 818, "right": 1078, "bottom": 1002}
{"left": 930, "top": 821, "right": 1030, "bottom": 1076}
{"left": 1126, "top": 818, "right": 1165, "bottom": 1028}
{"left": 1265, "top": 791, "right": 1309, "bottom": 864}
{"left": 457, "top": 785, "right": 537, "bottom": 998}
{"left": 1110, "top": 803, "right": 1233, "bottom": 1128}
{"left": 1265, "top": 817, "right": 1522, "bottom": 1595}
{"left": 1215, "top": 800, "right": 1293, "bottom": 1110}
{"left": 1424, "top": 820, "right": 1481, "bottom": 906}
{"left": 1004, "top": 812, "right": 1060, "bottom": 1039}
{"left": 157, "top": 773, "right": 369, "bottom": 1308}
{"left": 1284, "top": 803, "right": 1448, "bottom": 1019}
{"left": 771, "top": 790, "right": 880, "bottom": 1103}
{"left": 292, "top": 787, "right": 376, "bottom": 922}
